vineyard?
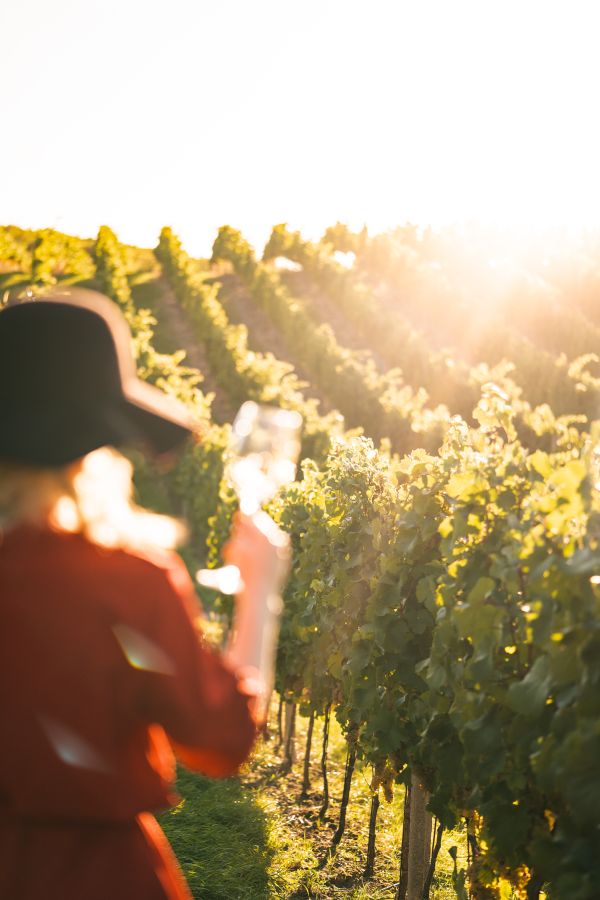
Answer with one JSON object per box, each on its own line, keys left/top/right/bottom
{"left": 2, "top": 222, "right": 600, "bottom": 900}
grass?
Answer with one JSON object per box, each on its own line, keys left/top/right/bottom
{"left": 160, "top": 770, "right": 274, "bottom": 899}
{"left": 158, "top": 698, "right": 468, "bottom": 899}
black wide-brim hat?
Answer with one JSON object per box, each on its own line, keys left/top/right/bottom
{"left": 0, "top": 289, "right": 196, "bottom": 467}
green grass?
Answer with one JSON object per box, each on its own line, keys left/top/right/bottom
{"left": 160, "top": 770, "right": 274, "bottom": 899}
{"left": 158, "top": 699, "right": 468, "bottom": 899}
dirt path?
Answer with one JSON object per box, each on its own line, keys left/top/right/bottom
{"left": 281, "top": 271, "right": 392, "bottom": 373}
{"left": 216, "top": 273, "right": 338, "bottom": 416}
{"left": 146, "top": 275, "right": 237, "bottom": 424}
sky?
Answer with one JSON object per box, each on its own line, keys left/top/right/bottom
{"left": 2, "top": 0, "right": 600, "bottom": 256}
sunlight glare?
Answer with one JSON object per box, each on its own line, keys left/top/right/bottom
{"left": 40, "top": 715, "right": 111, "bottom": 772}
{"left": 2, "top": 1, "right": 599, "bottom": 253}
{"left": 113, "top": 623, "right": 176, "bottom": 676}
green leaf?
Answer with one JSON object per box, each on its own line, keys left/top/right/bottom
{"left": 438, "top": 516, "right": 453, "bottom": 538}
{"left": 466, "top": 576, "right": 495, "bottom": 605}
{"left": 446, "top": 472, "right": 489, "bottom": 501}
{"left": 506, "top": 656, "right": 552, "bottom": 716}
{"left": 529, "top": 449, "right": 553, "bottom": 479}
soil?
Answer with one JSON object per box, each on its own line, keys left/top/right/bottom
{"left": 279, "top": 271, "right": 393, "bottom": 374}
{"left": 151, "top": 276, "right": 237, "bottom": 424}
{"left": 215, "top": 272, "right": 338, "bottom": 416}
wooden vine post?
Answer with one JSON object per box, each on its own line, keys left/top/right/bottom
{"left": 396, "top": 783, "right": 412, "bottom": 900}
{"left": 276, "top": 694, "right": 283, "bottom": 748}
{"left": 299, "top": 710, "right": 315, "bottom": 799}
{"left": 280, "top": 701, "right": 296, "bottom": 773}
{"left": 406, "top": 774, "right": 433, "bottom": 900}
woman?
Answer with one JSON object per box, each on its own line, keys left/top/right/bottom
{"left": 0, "top": 290, "right": 289, "bottom": 899}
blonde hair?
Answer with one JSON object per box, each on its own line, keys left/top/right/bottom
{"left": 0, "top": 447, "right": 185, "bottom": 551}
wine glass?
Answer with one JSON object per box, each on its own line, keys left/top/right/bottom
{"left": 196, "top": 402, "right": 302, "bottom": 594}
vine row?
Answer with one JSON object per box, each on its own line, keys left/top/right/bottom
{"left": 263, "top": 223, "right": 480, "bottom": 422}
{"left": 268, "top": 391, "right": 598, "bottom": 899}
{"left": 156, "top": 226, "right": 341, "bottom": 465}
{"left": 212, "top": 226, "right": 450, "bottom": 455}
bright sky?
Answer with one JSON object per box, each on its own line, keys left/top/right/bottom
{"left": 2, "top": 0, "right": 600, "bottom": 256}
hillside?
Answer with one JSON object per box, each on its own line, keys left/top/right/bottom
{"left": 2, "top": 222, "right": 599, "bottom": 900}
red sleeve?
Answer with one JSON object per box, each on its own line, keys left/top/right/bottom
{"left": 129, "top": 555, "right": 259, "bottom": 778}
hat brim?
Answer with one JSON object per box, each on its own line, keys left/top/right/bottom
{"left": 0, "top": 290, "right": 200, "bottom": 467}
{"left": 119, "top": 377, "right": 197, "bottom": 456}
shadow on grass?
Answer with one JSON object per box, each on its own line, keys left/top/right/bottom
{"left": 159, "top": 767, "right": 274, "bottom": 900}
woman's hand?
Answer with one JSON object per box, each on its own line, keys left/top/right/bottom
{"left": 221, "top": 511, "right": 291, "bottom": 600}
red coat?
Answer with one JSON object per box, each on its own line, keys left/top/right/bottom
{"left": 0, "top": 524, "right": 258, "bottom": 899}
